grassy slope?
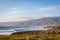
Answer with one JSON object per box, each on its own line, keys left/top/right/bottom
{"left": 0, "top": 26, "right": 60, "bottom": 40}
{"left": 0, "top": 34, "right": 60, "bottom": 40}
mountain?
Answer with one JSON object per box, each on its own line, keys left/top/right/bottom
{"left": 0, "top": 16, "right": 60, "bottom": 26}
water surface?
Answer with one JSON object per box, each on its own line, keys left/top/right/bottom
{"left": 0, "top": 26, "right": 51, "bottom": 35}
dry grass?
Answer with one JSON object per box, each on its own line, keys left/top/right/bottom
{"left": 0, "top": 26, "right": 60, "bottom": 40}
{"left": 0, "top": 34, "right": 60, "bottom": 40}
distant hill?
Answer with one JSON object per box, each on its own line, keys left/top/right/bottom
{"left": 0, "top": 16, "right": 60, "bottom": 26}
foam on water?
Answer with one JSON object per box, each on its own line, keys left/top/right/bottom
{"left": 0, "top": 26, "right": 51, "bottom": 35}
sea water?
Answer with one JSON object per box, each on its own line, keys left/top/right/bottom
{"left": 0, "top": 26, "right": 51, "bottom": 35}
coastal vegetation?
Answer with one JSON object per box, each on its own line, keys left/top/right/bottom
{"left": 0, "top": 26, "right": 60, "bottom": 40}
{"left": 0, "top": 34, "right": 60, "bottom": 40}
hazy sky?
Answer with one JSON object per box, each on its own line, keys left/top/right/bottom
{"left": 0, "top": 0, "right": 60, "bottom": 22}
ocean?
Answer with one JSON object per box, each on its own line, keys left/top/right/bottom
{"left": 0, "top": 26, "right": 51, "bottom": 35}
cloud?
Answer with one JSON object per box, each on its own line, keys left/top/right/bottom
{"left": 0, "top": 6, "right": 60, "bottom": 22}
{"left": 0, "top": 7, "right": 32, "bottom": 22}
{"left": 39, "top": 7, "right": 52, "bottom": 11}
{"left": 38, "top": 6, "right": 60, "bottom": 11}
{"left": 11, "top": 10, "right": 28, "bottom": 14}
{"left": 38, "top": 6, "right": 60, "bottom": 15}
{"left": 0, "top": 7, "right": 36, "bottom": 19}
{"left": 10, "top": 8, "right": 30, "bottom": 14}
{"left": 10, "top": 8, "right": 17, "bottom": 10}
{"left": 0, "top": 15, "right": 32, "bottom": 22}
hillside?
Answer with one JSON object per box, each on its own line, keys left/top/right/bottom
{"left": 11, "top": 26, "right": 60, "bottom": 35}
{"left": 0, "top": 26, "right": 60, "bottom": 40}
{"left": 0, "top": 17, "right": 60, "bottom": 26}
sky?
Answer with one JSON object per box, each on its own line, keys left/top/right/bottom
{"left": 0, "top": 0, "right": 60, "bottom": 22}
